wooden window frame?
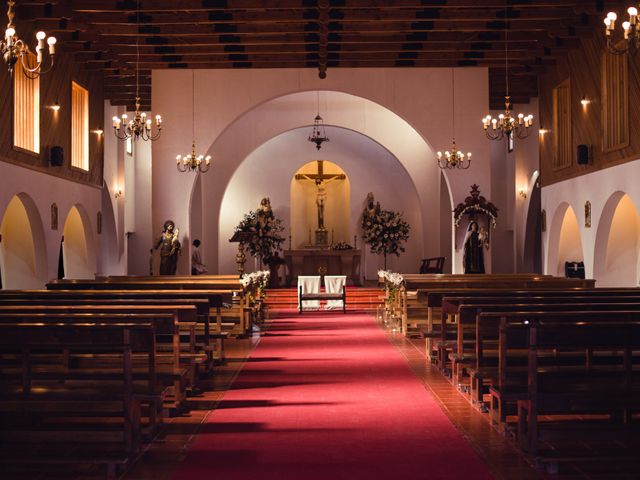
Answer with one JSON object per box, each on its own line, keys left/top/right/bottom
{"left": 71, "top": 80, "right": 90, "bottom": 172}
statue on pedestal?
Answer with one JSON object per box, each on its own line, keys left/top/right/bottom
{"left": 153, "top": 220, "right": 181, "bottom": 275}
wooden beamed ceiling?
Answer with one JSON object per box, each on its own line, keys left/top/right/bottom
{"left": 13, "top": 0, "right": 609, "bottom": 110}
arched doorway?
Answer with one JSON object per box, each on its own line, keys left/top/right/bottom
{"left": 523, "top": 182, "right": 542, "bottom": 273}
{"left": 0, "top": 193, "right": 48, "bottom": 289}
{"left": 217, "top": 126, "right": 424, "bottom": 277}
{"left": 62, "top": 205, "right": 96, "bottom": 279}
{"left": 593, "top": 193, "right": 640, "bottom": 287}
{"left": 546, "top": 203, "right": 583, "bottom": 277}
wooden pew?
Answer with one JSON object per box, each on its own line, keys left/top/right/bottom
{"left": 0, "top": 289, "right": 231, "bottom": 361}
{"left": 450, "top": 299, "right": 640, "bottom": 402}
{"left": 500, "top": 317, "right": 640, "bottom": 471}
{"left": 397, "top": 275, "right": 596, "bottom": 336}
{"left": 0, "top": 312, "right": 188, "bottom": 414}
{"left": 483, "top": 311, "right": 640, "bottom": 429}
{"left": 0, "top": 321, "right": 153, "bottom": 477}
{"left": 45, "top": 280, "right": 253, "bottom": 337}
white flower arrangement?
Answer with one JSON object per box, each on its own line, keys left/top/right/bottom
{"left": 378, "top": 270, "right": 404, "bottom": 288}
{"left": 362, "top": 204, "right": 410, "bottom": 267}
{"left": 378, "top": 269, "right": 404, "bottom": 303}
{"left": 240, "top": 270, "right": 271, "bottom": 290}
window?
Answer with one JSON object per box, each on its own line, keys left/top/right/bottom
{"left": 13, "top": 53, "right": 40, "bottom": 153}
{"left": 601, "top": 51, "right": 629, "bottom": 152}
{"left": 71, "top": 81, "right": 89, "bottom": 171}
{"left": 552, "top": 79, "right": 571, "bottom": 169}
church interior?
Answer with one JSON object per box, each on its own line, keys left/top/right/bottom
{"left": 2, "top": 0, "right": 640, "bottom": 478}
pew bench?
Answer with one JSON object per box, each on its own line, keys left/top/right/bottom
{"left": 0, "top": 312, "right": 190, "bottom": 416}
{"left": 485, "top": 312, "right": 640, "bottom": 432}
{"left": 298, "top": 286, "right": 346, "bottom": 314}
{"left": 0, "top": 321, "right": 153, "bottom": 477}
{"left": 507, "top": 320, "right": 640, "bottom": 472}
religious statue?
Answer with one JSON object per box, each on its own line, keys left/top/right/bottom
{"left": 362, "top": 192, "right": 381, "bottom": 222}
{"left": 462, "top": 221, "right": 485, "bottom": 274}
{"left": 153, "top": 220, "right": 181, "bottom": 275}
{"left": 295, "top": 160, "right": 346, "bottom": 245}
{"left": 316, "top": 181, "right": 327, "bottom": 230}
{"left": 257, "top": 197, "right": 273, "bottom": 233}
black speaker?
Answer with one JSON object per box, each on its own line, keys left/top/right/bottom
{"left": 50, "top": 146, "right": 64, "bottom": 166}
{"left": 577, "top": 144, "right": 589, "bottom": 165}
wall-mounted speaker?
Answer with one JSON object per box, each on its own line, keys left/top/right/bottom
{"left": 50, "top": 146, "right": 64, "bottom": 166}
{"left": 577, "top": 144, "right": 590, "bottom": 165}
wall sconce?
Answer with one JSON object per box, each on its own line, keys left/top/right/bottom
{"left": 114, "top": 188, "right": 123, "bottom": 199}
{"left": 50, "top": 101, "right": 60, "bottom": 112}
{"left": 518, "top": 187, "right": 527, "bottom": 199}
{"left": 93, "top": 129, "right": 104, "bottom": 136}
{"left": 538, "top": 127, "right": 548, "bottom": 136}
{"left": 580, "top": 96, "right": 591, "bottom": 108}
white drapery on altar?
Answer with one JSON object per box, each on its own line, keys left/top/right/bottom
{"left": 298, "top": 275, "right": 321, "bottom": 310}
{"left": 324, "top": 275, "right": 346, "bottom": 310}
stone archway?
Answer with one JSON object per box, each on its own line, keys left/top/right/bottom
{"left": 0, "top": 193, "right": 48, "bottom": 289}
{"left": 593, "top": 192, "right": 640, "bottom": 287}
{"left": 61, "top": 204, "right": 96, "bottom": 279}
{"left": 546, "top": 203, "right": 584, "bottom": 277}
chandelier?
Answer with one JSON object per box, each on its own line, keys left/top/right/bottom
{"left": 604, "top": 7, "right": 640, "bottom": 54}
{"left": 482, "top": 4, "right": 534, "bottom": 146}
{"left": 308, "top": 92, "right": 329, "bottom": 150}
{"left": 177, "top": 71, "right": 211, "bottom": 173}
{"left": 1, "top": 0, "right": 56, "bottom": 79}
{"left": 437, "top": 69, "right": 471, "bottom": 170}
{"left": 112, "top": 0, "right": 162, "bottom": 142}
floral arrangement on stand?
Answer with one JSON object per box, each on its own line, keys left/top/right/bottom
{"left": 235, "top": 197, "right": 285, "bottom": 266}
{"left": 240, "top": 270, "right": 271, "bottom": 299}
{"left": 378, "top": 270, "right": 404, "bottom": 303}
{"left": 331, "top": 241, "right": 353, "bottom": 250}
{"left": 361, "top": 194, "right": 410, "bottom": 269}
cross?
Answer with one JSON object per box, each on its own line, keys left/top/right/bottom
{"left": 294, "top": 160, "right": 345, "bottom": 186}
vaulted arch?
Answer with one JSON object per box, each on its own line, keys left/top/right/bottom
{"left": 593, "top": 192, "right": 640, "bottom": 287}
{"left": 0, "top": 193, "right": 48, "bottom": 289}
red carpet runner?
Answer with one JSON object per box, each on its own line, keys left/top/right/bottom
{"left": 173, "top": 312, "right": 494, "bottom": 479}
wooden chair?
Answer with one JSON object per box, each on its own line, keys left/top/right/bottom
{"left": 419, "top": 257, "right": 445, "bottom": 274}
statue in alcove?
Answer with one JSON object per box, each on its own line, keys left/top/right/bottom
{"left": 462, "top": 221, "right": 486, "bottom": 274}
{"left": 153, "top": 220, "right": 181, "bottom": 275}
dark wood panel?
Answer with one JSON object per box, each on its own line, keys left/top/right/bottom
{"left": 0, "top": 35, "right": 104, "bottom": 187}
{"left": 539, "top": 29, "right": 640, "bottom": 187}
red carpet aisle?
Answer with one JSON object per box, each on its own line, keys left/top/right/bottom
{"left": 173, "top": 312, "right": 494, "bottom": 480}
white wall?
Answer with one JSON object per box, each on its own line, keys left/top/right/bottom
{"left": 152, "top": 68, "right": 491, "bottom": 275}
{"left": 542, "top": 158, "right": 640, "bottom": 285}
{"left": 0, "top": 162, "right": 101, "bottom": 287}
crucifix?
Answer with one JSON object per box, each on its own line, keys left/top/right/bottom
{"left": 295, "top": 160, "right": 345, "bottom": 244}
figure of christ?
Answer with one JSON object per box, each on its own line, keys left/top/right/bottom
{"left": 295, "top": 160, "right": 345, "bottom": 232}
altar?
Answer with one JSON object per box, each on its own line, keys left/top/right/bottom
{"left": 284, "top": 249, "right": 361, "bottom": 286}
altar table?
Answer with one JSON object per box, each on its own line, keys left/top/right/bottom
{"left": 284, "top": 249, "right": 361, "bottom": 286}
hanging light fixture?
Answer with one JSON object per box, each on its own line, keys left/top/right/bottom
{"left": 308, "top": 91, "right": 329, "bottom": 150}
{"left": 112, "top": 0, "right": 162, "bottom": 142}
{"left": 177, "top": 70, "right": 211, "bottom": 173}
{"left": 1, "top": 0, "right": 57, "bottom": 79}
{"left": 604, "top": 7, "right": 640, "bottom": 54}
{"left": 437, "top": 68, "right": 471, "bottom": 170}
{"left": 481, "top": 3, "right": 534, "bottom": 148}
